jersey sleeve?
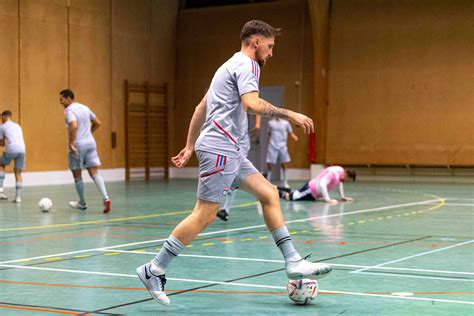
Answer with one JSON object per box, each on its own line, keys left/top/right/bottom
{"left": 89, "top": 110, "right": 97, "bottom": 120}
{"left": 235, "top": 60, "right": 259, "bottom": 96}
{"left": 65, "top": 110, "right": 77, "bottom": 123}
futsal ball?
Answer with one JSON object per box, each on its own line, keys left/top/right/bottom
{"left": 287, "top": 279, "right": 319, "bottom": 305}
{"left": 38, "top": 198, "right": 53, "bottom": 212}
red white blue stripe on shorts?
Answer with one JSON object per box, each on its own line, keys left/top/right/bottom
{"left": 215, "top": 154, "right": 227, "bottom": 167}
{"left": 251, "top": 60, "right": 260, "bottom": 81}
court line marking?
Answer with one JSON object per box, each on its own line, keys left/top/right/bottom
{"left": 354, "top": 271, "right": 474, "bottom": 282}
{"left": 2, "top": 279, "right": 472, "bottom": 295}
{"left": 0, "top": 198, "right": 443, "bottom": 265}
{"left": 96, "top": 250, "right": 474, "bottom": 276}
{"left": 0, "top": 202, "right": 259, "bottom": 232}
{"left": 0, "top": 264, "right": 472, "bottom": 305}
{"left": 352, "top": 240, "right": 474, "bottom": 273}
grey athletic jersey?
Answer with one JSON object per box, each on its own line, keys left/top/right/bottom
{"left": 65, "top": 102, "right": 97, "bottom": 149}
{"left": 195, "top": 52, "right": 260, "bottom": 158}
{"left": 0, "top": 121, "right": 25, "bottom": 153}
{"left": 268, "top": 119, "right": 292, "bottom": 149}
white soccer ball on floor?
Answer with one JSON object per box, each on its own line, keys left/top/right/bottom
{"left": 287, "top": 279, "right": 319, "bottom": 305}
{"left": 38, "top": 198, "right": 53, "bottom": 212}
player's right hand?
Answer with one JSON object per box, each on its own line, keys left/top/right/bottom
{"left": 327, "top": 199, "right": 339, "bottom": 205}
{"left": 289, "top": 112, "right": 314, "bottom": 134}
{"left": 172, "top": 147, "right": 193, "bottom": 168}
{"left": 69, "top": 143, "right": 78, "bottom": 154}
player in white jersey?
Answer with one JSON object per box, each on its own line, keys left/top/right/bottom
{"left": 59, "top": 89, "right": 111, "bottom": 213}
{"left": 216, "top": 114, "right": 260, "bottom": 221}
{"left": 136, "top": 20, "right": 331, "bottom": 306}
{"left": 0, "top": 111, "right": 26, "bottom": 203}
{"left": 266, "top": 118, "right": 298, "bottom": 187}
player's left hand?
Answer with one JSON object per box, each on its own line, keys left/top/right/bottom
{"left": 342, "top": 197, "right": 353, "bottom": 202}
{"left": 172, "top": 147, "right": 193, "bottom": 168}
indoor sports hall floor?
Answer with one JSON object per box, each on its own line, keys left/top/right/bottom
{"left": 0, "top": 179, "right": 473, "bottom": 315}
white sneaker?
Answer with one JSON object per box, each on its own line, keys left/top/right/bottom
{"left": 13, "top": 197, "right": 21, "bottom": 203}
{"left": 286, "top": 259, "right": 332, "bottom": 280}
{"left": 0, "top": 193, "right": 8, "bottom": 200}
{"left": 69, "top": 201, "right": 87, "bottom": 210}
{"left": 136, "top": 263, "right": 170, "bottom": 305}
{"left": 283, "top": 181, "right": 290, "bottom": 188}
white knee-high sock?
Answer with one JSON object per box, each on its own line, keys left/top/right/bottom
{"left": 74, "top": 178, "right": 86, "bottom": 205}
{"left": 282, "top": 168, "right": 288, "bottom": 182}
{"left": 267, "top": 170, "right": 273, "bottom": 181}
{"left": 223, "top": 189, "right": 238, "bottom": 214}
{"left": 15, "top": 182, "right": 22, "bottom": 198}
{"left": 92, "top": 174, "right": 109, "bottom": 200}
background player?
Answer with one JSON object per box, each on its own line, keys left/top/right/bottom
{"left": 0, "top": 110, "right": 26, "bottom": 203}
{"left": 60, "top": 90, "right": 111, "bottom": 213}
{"left": 278, "top": 166, "right": 356, "bottom": 204}
{"left": 266, "top": 118, "right": 298, "bottom": 188}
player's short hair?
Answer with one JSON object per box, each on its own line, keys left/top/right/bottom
{"left": 1, "top": 110, "right": 12, "bottom": 117}
{"left": 240, "top": 20, "right": 281, "bottom": 45}
{"left": 346, "top": 169, "right": 356, "bottom": 182}
{"left": 60, "top": 89, "right": 75, "bottom": 99}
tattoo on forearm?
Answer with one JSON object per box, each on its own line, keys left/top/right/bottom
{"left": 258, "top": 99, "right": 289, "bottom": 118}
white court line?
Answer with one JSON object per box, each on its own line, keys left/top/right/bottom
{"left": 353, "top": 240, "right": 474, "bottom": 273}
{"left": 0, "top": 198, "right": 441, "bottom": 265}
{"left": 99, "top": 250, "right": 474, "bottom": 277}
{"left": 0, "top": 264, "right": 282, "bottom": 289}
{"left": 0, "top": 264, "right": 472, "bottom": 305}
{"left": 354, "top": 271, "right": 474, "bottom": 282}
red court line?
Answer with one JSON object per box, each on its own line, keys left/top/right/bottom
{"left": 0, "top": 304, "right": 90, "bottom": 315}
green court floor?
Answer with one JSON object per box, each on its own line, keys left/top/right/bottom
{"left": 0, "top": 180, "right": 473, "bottom": 315}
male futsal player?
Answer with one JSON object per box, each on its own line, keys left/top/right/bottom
{"left": 0, "top": 111, "right": 26, "bottom": 203}
{"left": 278, "top": 166, "right": 356, "bottom": 204}
{"left": 216, "top": 114, "right": 260, "bottom": 221}
{"left": 266, "top": 117, "right": 298, "bottom": 187}
{"left": 136, "top": 20, "right": 332, "bottom": 306}
{"left": 60, "top": 89, "right": 111, "bottom": 213}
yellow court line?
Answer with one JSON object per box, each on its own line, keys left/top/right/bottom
{"left": 0, "top": 202, "right": 258, "bottom": 232}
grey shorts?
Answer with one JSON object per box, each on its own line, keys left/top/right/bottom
{"left": 196, "top": 150, "right": 258, "bottom": 203}
{"left": 266, "top": 145, "right": 291, "bottom": 164}
{"left": 0, "top": 152, "right": 25, "bottom": 170}
{"left": 69, "top": 147, "right": 101, "bottom": 170}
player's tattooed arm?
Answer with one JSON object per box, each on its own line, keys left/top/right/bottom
{"left": 258, "top": 99, "right": 289, "bottom": 118}
{"left": 241, "top": 91, "right": 314, "bottom": 134}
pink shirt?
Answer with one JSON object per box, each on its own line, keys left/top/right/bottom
{"left": 308, "top": 166, "right": 345, "bottom": 198}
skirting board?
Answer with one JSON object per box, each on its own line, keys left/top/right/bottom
{"left": 1, "top": 168, "right": 125, "bottom": 188}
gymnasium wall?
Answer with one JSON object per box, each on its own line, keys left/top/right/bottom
{"left": 174, "top": 0, "right": 315, "bottom": 168}
{"left": 327, "top": 0, "right": 474, "bottom": 166}
{"left": 0, "top": 0, "right": 178, "bottom": 171}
